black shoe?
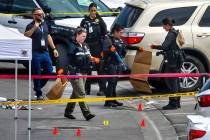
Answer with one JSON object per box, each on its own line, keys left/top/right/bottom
{"left": 177, "top": 104, "right": 181, "bottom": 108}
{"left": 113, "top": 100, "right": 123, "bottom": 106}
{"left": 64, "top": 114, "right": 76, "bottom": 119}
{"left": 97, "top": 91, "right": 104, "bottom": 96}
{"left": 85, "top": 114, "right": 95, "bottom": 121}
{"left": 86, "top": 92, "right": 90, "bottom": 95}
{"left": 162, "top": 104, "right": 178, "bottom": 110}
{"left": 104, "top": 102, "right": 117, "bottom": 107}
{"left": 36, "top": 96, "right": 44, "bottom": 100}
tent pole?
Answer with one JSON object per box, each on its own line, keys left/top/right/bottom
{"left": 28, "top": 60, "right": 32, "bottom": 140}
{"left": 14, "top": 60, "right": 18, "bottom": 140}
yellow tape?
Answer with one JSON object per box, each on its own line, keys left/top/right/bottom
{"left": 0, "top": 92, "right": 196, "bottom": 105}
{"left": 0, "top": 11, "right": 120, "bottom": 16}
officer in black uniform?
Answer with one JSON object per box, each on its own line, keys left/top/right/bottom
{"left": 150, "top": 17, "right": 182, "bottom": 110}
{"left": 64, "top": 27, "right": 96, "bottom": 121}
{"left": 103, "top": 24, "right": 142, "bottom": 107}
{"left": 80, "top": 2, "right": 107, "bottom": 96}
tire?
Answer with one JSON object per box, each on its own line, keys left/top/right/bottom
{"left": 179, "top": 55, "right": 205, "bottom": 92}
{"left": 56, "top": 43, "right": 69, "bottom": 74}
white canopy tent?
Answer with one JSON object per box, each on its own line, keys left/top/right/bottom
{"left": 0, "top": 25, "right": 32, "bottom": 140}
{"left": 0, "top": 25, "right": 31, "bottom": 60}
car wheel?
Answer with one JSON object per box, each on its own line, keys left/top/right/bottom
{"left": 56, "top": 43, "right": 69, "bottom": 74}
{"left": 179, "top": 55, "right": 205, "bottom": 92}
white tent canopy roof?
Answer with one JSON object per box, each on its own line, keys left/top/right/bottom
{"left": 0, "top": 25, "right": 32, "bottom": 60}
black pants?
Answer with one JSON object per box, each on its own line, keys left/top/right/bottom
{"left": 85, "top": 64, "right": 106, "bottom": 94}
{"left": 164, "top": 65, "right": 181, "bottom": 106}
{"left": 105, "top": 64, "right": 122, "bottom": 102}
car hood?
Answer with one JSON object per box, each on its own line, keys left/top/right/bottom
{"left": 54, "top": 17, "right": 115, "bottom": 31}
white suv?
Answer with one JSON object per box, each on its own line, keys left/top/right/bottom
{"left": 113, "top": 0, "right": 210, "bottom": 91}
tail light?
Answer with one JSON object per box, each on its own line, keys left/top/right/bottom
{"left": 189, "top": 129, "right": 206, "bottom": 140}
{"left": 198, "top": 95, "right": 210, "bottom": 107}
{"left": 121, "top": 32, "right": 144, "bottom": 45}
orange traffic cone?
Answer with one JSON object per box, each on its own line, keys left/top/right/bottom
{"left": 138, "top": 104, "right": 143, "bottom": 111}
{"left": 76, "top": 128, "right": 81, "bottom": 137}
{"left": 140, "top": 119, "right": 145, "bottom": 128}
{"left": 52, "top": 127, "right": 59, "bottom": 135}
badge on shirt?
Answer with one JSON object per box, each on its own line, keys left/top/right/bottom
{"left": 41, "top": 38, "right": 45, "bottom": 46}
{"left": 89, "top": 26, "right": 93, "bottom": 33}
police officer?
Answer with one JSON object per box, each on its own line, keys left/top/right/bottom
{"left": 150, "top": 17, "right": 182, "bottom": 110}
{"left": 103, "top": 24, "right": 142, "bottom": 107}
{"left": 80, "top": 2, "right": 107, "bottom": 96}
{"left": 24, "top": 8, "right": 59, "bottom": 100}
{"left": 64, "top": 27, "right": 96, "bottom": 121}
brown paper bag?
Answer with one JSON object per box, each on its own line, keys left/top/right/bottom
{"left": 46, "top": 78, "right": 68, "bottom": 100}
{"left": 130, "top": 50, "right": 152, "bottom": 93}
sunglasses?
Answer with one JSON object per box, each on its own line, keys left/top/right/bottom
{"left": 34, "top": 13, "right": 43, "bottom": 16}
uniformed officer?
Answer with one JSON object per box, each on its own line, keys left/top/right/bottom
{"left": 150, "top": 17, "right": 182, "bottom": 110}
{"left": 80, "top": 2, "right": 107, "bottom": 96}
{"left": 102, "top": 24, "right": 142, "bottom": 107}
{"left": 64, "top": 27, "right": 96, "bottom": 121}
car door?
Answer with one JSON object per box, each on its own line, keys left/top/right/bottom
{"left": 1, "top": 0, "right": 38, "bottom": 33}
{"left": 192, "top": 4, "right": 210, "bottom": 61}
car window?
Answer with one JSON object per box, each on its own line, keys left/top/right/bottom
{"left": 114, "top": 5, "right": 144, "bottom": 28}
{"left": 0, "top": 0, "right": 10, "bottom": 13}
{"left": 149, "top": 6, "right": 197, "bottom": 27}
{"left": 37, "top": 0, "right": 112, "bottom": 18}
{"left": 199, "top": 6, "right": 210, "bottom": 27}
{"left": 9, "top": 0, "right": 37, "bottom": 13}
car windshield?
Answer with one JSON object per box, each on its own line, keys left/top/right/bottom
{"left": 37, "top": 0, "right": 112, "bottom": 18}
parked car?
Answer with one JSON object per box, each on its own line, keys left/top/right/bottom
{"left": 113, "top": 0, "right": 210, "bottom": 91}
{"left": 0, "top": 0, "right": 116, "bottom": 70}
{"left": 187, "top": 89, "right": 210, "bottom": 140}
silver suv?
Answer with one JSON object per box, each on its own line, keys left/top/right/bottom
{"left": 113, "top": 0, "right": 210, "bottom": 91}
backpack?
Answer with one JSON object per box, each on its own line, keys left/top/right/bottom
{"left": 176, "top": 30, "right": 185, "bottom": 48}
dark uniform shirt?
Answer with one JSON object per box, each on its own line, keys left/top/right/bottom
{"left": 103, "top": 34, "right": 139, "bottom": 65}
{"left": 67, "top": 41, "right": 92, "bottom": 73}
{"left": 80, "top": 14, "right": 107, "bottom": 57}
{"left": 157, "top": 28, "right": 182, "bottom": 68}
{"left": 25, "top": 21, "right": 49, "bottom": 53}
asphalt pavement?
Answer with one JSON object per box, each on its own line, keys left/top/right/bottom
{"left": 0, "top": 64, "right": 196, "bottom": 140}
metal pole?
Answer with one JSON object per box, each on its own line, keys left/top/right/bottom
{"left": 28, "top": 60, "right": 31, "bottom": 140}
{"left": 14, "top": 60, "right": 18, "bottom": 140}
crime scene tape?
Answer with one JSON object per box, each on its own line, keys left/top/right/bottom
{"left": 0, "top": 92, "right": 196, "bottom": 105}
{"left": 0, "top": 11, "right": 120, "bottom": 16}
{"left": 0, "top": 73, "right": 209, "bottom": 79}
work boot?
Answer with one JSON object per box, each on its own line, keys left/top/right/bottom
{"left": 36, "top": 95, "right": 44, "bottom": 100}
{"left": 162, "top": 104, "right": 178, "bottom": 110}
{"left": 64, "top": 114, "right": 76, "bottom": 119}
{"left": 85, "top": 114, "right": 95, "bottom": 121}
{"left": 97, "top": 91, "right": 104, "bottom": 96}
{"left": 113, "top": 100, "right": 123, "bottom": 106}
{"left": 104, "top": 101, "right": 117, "bottom": 107}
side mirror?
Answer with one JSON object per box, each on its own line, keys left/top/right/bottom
{"left": 116, "top": 7, "right": 123, "bottom": 12}
{"left": 111, "top": 7, "right": 122, "bottom": 16}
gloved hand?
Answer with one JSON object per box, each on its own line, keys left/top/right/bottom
{"left": 91, "top": 56, "right": 100, "bottom": 64}
{"left": 138, "top": 46, "right": 144, "bottom": 52}
{"left": 110, "top": 46, "right": 116, "bottom": 52}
